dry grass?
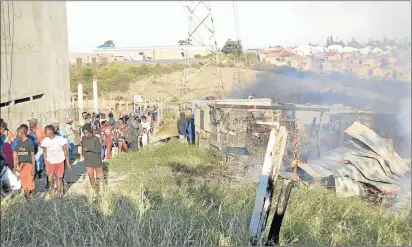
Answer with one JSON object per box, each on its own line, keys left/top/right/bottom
{"left": 1, "top": 142, "right": 411, "bottom": 246}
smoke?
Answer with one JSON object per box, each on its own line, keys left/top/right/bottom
{"left": 228, "top": 66, "right": 411, "bottom": 156}
{"left": 395, "top": 97, "right": 411, "bottom": 157}
{"left": 229, "top": 66, "right": 410, "bottom": 112}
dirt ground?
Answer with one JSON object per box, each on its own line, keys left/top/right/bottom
{"left": 109, "top": 66, "right": 261, "bottom": 102}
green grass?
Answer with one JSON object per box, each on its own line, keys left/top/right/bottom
{"left": 1, "top": 142, "right": 411, "bottom": 246}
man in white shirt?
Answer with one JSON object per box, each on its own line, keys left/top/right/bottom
{"left": 41, "top": 125, "right": 71, "bottom": 196}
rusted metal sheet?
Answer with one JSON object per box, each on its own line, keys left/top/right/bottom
{"left": 345, "top": 121, "right": 410, "bottom": 175}
{"left": 298, "top": 122, "right": 409, "bottom": 198}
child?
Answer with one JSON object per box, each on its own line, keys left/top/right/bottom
{"left": 81, "top": 124, "right": 103, "bottom": 192}
{"left": 13, "top": 125, "right": 36, "bottom": 199}
{"left": 101, "top": 121, "right": 114, "bottom": 159}
{"left": 141, "top": 128, "right": 149, "bottom": 147}
{"left": 41, "top": 125, "right": 71, "bottom": 197}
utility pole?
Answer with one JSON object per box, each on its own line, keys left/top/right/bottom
{"left": 180, "top": 1, "right": 223, "bottom": 110}
{"left": 92, "top": 57, "right": 99, "bottom": 113}
{"left": 76, "top": 58, "right": 84, "bottom": 123}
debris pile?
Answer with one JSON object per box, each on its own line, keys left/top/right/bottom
{"left": 296, "top": 121, "right": 411, "bottom": 209}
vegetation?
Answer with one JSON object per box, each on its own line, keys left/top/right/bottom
{"left": 178, "top": 39, "right": 192, "bottom": 46}
{"left": 221, "top": 39, "right": 243, "bottom": 57}
{"left": 103, "top": 40, "right": 115, "bottom": 47}
{"left": 70, "top": 63, "right": 184, "bottom": 97}
{"left": 1, "top": 142, "right": 410, "bottom": 246}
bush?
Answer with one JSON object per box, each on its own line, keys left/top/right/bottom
{"left": 70, "top": 63, "right": 182, "bottom": 97}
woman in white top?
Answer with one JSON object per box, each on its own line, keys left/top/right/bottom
{"left": 41, "top": 125, "right": 71, "bottom": 196}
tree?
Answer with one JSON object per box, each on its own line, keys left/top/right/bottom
{"left": 347, "top": 37, "right": 364, "bottom": 49}
{"left": 104, "top": 40, "right": 115, "bottom": 47}
{"left": 221, "top": 39, "right": 243, "bottom": 56}
{"left": 178, "top": 39, "right": 192, "bottom": 46}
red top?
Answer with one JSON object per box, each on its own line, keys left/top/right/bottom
{"left": 101, "top": 126, "right": 114, "bottom": 140}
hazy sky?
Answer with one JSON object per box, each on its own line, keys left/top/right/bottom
{"left": 67, "top": 1, "right": 411, "bottom": 53}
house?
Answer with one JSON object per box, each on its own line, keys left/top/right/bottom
{"left": 313, "top": 52, "right": 342, "bottom": 61}
{"left": 387, "top": 56, "right": 398, "bottom": 65}
{"left": 372, "top": 47, "right": 383, "bottom": 54}
{"left": 347, "top": 64, "right": 371, "bottom": 78}
{"left": 342, "top": 46, "right": 358, "bottom": 53}
{"left": 293, "top": 45, "right": 313, "bottom": 56}
{"left": 327, "top": 45, "right": 344, "bottom": 53}
{"left": 372, "top": 67, "right": 394, "bottom": 79}
{"left": 264, "top": 49, "right": 295, "bottom": 66}
{"left": 341, "top": 52, "right": 357, "bottom": 59}
{"left": 359, "top": 46, "right": 372, "bottom": 55}
{"left": 322, "top": 60, "right": 346, "bottom": 72}
{"left": 393, "top": 66, "right": 412, "bottom": 82}
{"left": 360, "top": 56, "right": 380, "bottom": 68}
{"left": 287, "top": 56, "right": 312, "bottom": 71}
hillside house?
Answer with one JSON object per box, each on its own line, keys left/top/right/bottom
{"left": 393, "top": 66, "right": 412, "bottom": 82}
{"left": 360, "top": 57, "right": 380, "bottom": 68}
{"left": 347, "top": 64, "right": 371, "bottom": 78}
{"left": 322, "top": 60, "right": 346, "bottom": 72}
{"left": 288, "top": 56, "right": 312, "bottom": 71}
{"left": 387, "top": 56, "right": 398, "bottom": 65}
{"left": 265, "top": 49, "right": 295, "bottom": 66}
{"left": 313, "top": 52, "right": 342, "bottom": 61}
{"left": 372, "top": 67, "right": 394, "bottom": 79}
{"left": 327, "top": 45, "right": 344, "bottom": 53}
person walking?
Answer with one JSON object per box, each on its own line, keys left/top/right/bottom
{"left": 41, "top": 125, "right": 71, "bottom": 197}
{"left": 115, "top": 118, "right": 128, "bottom": 153}
{"left": 81, "top": 124, "right": 104, "bottom": 193}
{"left": 13, "top": 125, "right": 36, "bottom": 200}
{"left": 177, "top": 112, "right": 189, "bottom": 142}
{"left": 125, "top": 114, "right": 140, "bottom": 151}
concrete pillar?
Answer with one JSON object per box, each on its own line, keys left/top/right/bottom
{"left": 78, "top": 83, "right": 84, "bottom": 122}
{"left": 93, "top": 79, "right": 99, "bottom": 113}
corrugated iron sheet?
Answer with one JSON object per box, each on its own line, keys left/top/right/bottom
{"left": 298, "top": 122, "right": 409, "bottom": 197}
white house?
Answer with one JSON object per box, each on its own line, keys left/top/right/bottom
{"left": 372, "top": 47, "right": 383, "bottom": 54}
{"left": 327, "top": 45, "right": 344, "bottom": 53}
{"left": 360, "top": 46, "right": 372, "bottom": 55}
{"left": 342, "top": 46, "right": 358, "bottom": 53}
{"left": 293, "top": 45, "right": 313, "bottom": 56}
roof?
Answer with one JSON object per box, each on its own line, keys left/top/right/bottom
{"left": 97, "top": 43, "right": 115, "bottom": 48}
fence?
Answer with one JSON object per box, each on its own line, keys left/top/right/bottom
{"left": 1, "top": 100, "right": 170, "bottom": 130}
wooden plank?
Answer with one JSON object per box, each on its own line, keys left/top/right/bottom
{"left": 249, "top": 125, "right": 288, "bottom": 244}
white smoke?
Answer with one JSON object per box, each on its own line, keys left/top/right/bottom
{"left": 395, "top": 97, "right": 411, "bottom": 158}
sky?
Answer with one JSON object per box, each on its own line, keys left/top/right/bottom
{"left": 66, "top": 1, "right": 412, "bottom": 53}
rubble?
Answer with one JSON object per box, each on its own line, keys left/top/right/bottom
{"left": 295, "top": 121, "right": 411, "bottom": 209}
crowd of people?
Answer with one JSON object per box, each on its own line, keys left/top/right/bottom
{"left": 0, "top": 107, "right": 159, "bottom": 199}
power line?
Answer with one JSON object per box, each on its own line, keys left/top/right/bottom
{"left": 231, "top": 1, "right": 243, "bottom": 94}
{"left": 180, "top": 1, "right": 224, "bottom": 110}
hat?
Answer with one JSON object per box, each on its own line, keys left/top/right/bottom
{"left": 28, "top": 118, "right": 38, "bottom": 124}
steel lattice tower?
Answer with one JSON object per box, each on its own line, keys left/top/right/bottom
{"left": 180, "top": 1, "right": 223, "bottom": 110}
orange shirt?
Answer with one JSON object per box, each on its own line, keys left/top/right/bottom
{"left": 29, "top": 125, "right": 46, "bottom": 144}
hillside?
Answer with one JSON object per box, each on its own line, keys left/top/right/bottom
{"left": 70, "top": 62, "right": 260, "bottom": 103}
